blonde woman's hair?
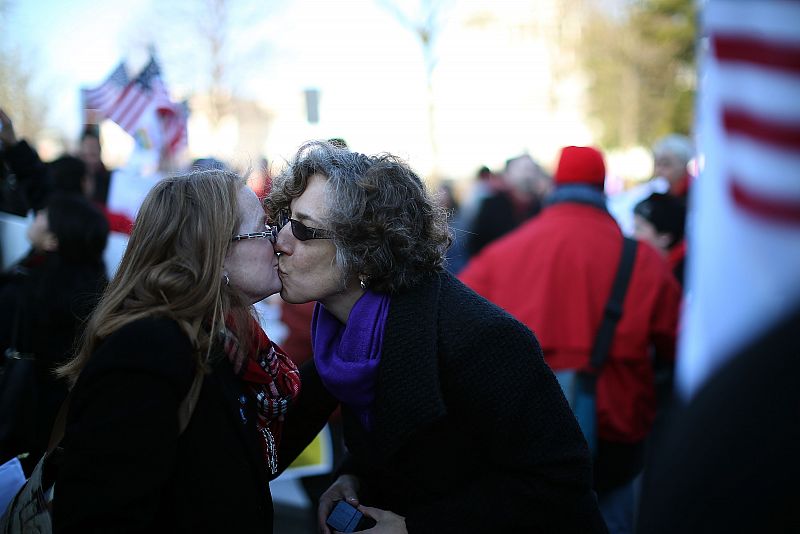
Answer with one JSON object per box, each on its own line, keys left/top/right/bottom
{"left": 57, "top": 168, "right": 251, "bottom": 386}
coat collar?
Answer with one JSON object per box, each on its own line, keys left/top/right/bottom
{"left": 368, "top": 272, "right": 449, "bottom": 460}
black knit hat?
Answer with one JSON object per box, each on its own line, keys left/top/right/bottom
{"left": 634, "top": 192, "right": 686, "bottom": 246}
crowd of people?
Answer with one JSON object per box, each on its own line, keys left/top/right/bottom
{"left": 1, "top": 101, "right": 698, "bottom": 534}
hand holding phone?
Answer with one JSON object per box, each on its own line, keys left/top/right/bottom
{"left": 325, "top": 500, "right": 376, "bottom": 533}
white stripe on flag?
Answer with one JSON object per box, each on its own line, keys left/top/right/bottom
{"left": 714, "top": 64, "right": 800, "bottom": 121}
{"left": 110, "top": 87, "right": 147, "bottom": 133}
{"left": 726, "top": 137, "right": 800, "bottom": 197}
{"left": 706, "top": 0, "right": 800, "bottom": 40}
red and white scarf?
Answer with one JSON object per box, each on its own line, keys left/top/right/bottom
{"left": 221, "top": 316, "right": 301, "bottom": 475}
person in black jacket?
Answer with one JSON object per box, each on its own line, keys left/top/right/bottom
{"left": 266, "top": 141, "right": 607, "bottom": 534}
{"left": 0, "top": 108, "right": 50, "bottom": 217}
{"left": 77, "top": 125, "right": 113, "bottom": 206}
{"left": 52, "top": 169, "right": 323, "bottom": 532}
{"left": 0, "top": 192, "right": 108, "bottom": 473}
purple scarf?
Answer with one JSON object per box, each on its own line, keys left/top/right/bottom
{"left": 312, "top": 290, "right": 391, "bottom": 431}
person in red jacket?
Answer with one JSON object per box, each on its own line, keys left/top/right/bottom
{"left": 460, "top": 145, "right": 681, "bottom": 534}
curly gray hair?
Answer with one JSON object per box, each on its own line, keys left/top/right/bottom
{"left": 264, "top": 141, "right": 452, "bottom": 294}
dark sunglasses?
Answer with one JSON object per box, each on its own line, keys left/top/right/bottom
{"left": 277, "top": 209, "right": 333, "bottom": 241}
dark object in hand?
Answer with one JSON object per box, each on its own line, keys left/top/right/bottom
{"left": 325, "top": 500, "right": 377, "bottom": 532}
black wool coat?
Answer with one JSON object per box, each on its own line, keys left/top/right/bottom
{"left": 301, "top": 271, "right": 608, "bottom": 533}
{"left": 53, "top": 317, "right": 278, "bottom": 533}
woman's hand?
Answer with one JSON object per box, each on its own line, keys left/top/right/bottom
{"left": 356, "top": 505, "right": 407, "bottom": 534}
{"left": 318, "top": 474, "right": 361, "bottom": 534}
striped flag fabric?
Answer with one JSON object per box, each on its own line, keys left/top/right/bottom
{"left": 81, "top": 63, "right": 129, "bottom": 120}
{"left": 676, "top": 0, "right": 800, "bottom": 399}
{"left": 106, "top": 57, "right": 173, "bottom": 135}
{"left": 81, "top": 56, "right": 188, "bottom": 157}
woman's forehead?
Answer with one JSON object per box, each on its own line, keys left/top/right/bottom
{"left": 291, "top": 174, "right": 329, "bottom": 221}
{"left": 238, "top": 187, "right": 265, "bottom": 220}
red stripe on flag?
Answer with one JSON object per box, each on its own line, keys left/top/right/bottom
{"left": 713, "top": 34, "right": 800, "bottom": 74}
{"left": 112, "top": 90, "right": 147, "bottom": 132}
{"left": 723, "top": 108, "right": 800, "bottom": 150}
{"left": 108, "top": 86, "right": 139, "bottom": 126}
{"left": 730, "top": 177, "right": 800, "bottom": 224}
{"left": 119, "top": 96, "right": 150, "bottom": 132}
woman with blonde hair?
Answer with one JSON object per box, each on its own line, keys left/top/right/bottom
{"left": 52, "top": 169, "right": 307, "bottom": 532}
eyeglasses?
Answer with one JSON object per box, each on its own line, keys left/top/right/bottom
{"left": 277, "top": 209, "right": 333, "bottom": 241}
{"left": 231, "top": 224, "right": 278, "bottom": 244}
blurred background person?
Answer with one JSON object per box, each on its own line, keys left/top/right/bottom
{"left": 0, "top": 108, "right": 50, "bottom": 217}
{"left": 633, "top": 192, "right": 686, "bottom": 286}
{"left": 461, "top": 146, "right": 681, "bottom": 534}
{"left": 0, "top": 192, "right": 109, "bottom": 474}
{"left": 434, "top": 179, "right": 466, "bottom": 273}
{"left": 652, "top": 134, "right": 694, "bottom": 205}
{"left": 464, "top": 155, "right": 549, "bottom": 259}
{"left": 77, "top": 125, "right": 112, "bottom": 207}
{"left": 49, "top": 155, "right": 133, "bottom": 234}
{"left": 607, "top": 133, "right": 694, "bottom": 236}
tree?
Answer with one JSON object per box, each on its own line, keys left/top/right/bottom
{"left": 580, "top": 0, "right": 697, "bottom": 148}
{"left": 125, "top": 0, "right": 280, "bottom": 130}
{"left": 0, "top": 0, "right": 48, "bottom": 141}
{"left": 378, "top": 0, "right": 450, "bottom": 180}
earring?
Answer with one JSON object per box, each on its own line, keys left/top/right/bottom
{"left": 223, "top": 273, "right": 230, "bottom": 287}
{"left": 359, "top": 274, "right": 368, "bottom": 290}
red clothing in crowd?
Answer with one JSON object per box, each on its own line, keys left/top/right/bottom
{"left": 279, "top": 301, "right": 316, "bottom": 366}
{"left": 99, "top": 204, "right": 134, "bottom": 235}
{"left": 460, "top": 202, "right": 681, "bottom": 443}
{"left": 669, "top": 172, "right": 691, "bottom": 200}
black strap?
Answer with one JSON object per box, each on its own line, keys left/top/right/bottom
{"left": 588, "top": 237, "right": 638, "bottom": 372}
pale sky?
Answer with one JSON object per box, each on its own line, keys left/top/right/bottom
{"left": 4, "top": 0, "right": 635, "bottom": 180}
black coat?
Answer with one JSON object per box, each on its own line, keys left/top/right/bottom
{"left": 53, "top": 317, "right": 276, "bottom": 533}
{"left": 637, "top": 304, "right": 800, "bottom": 533}
{"left": 0, "top": 140, "right": 50, "bottom": 216}
{"left": 308, "top": 271, "right": 607, "bottom": 533}
{"left": 0, "top": 251, "right": 106, "bottom": 471}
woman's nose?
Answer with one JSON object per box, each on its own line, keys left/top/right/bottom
{"left": 274, "top": 225, "right": 292, "bottom": 255}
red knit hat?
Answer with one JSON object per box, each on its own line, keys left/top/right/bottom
{"left": 554, "top": 146, "right": 606, "bottom": 186}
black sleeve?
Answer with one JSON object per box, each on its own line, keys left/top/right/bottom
{"left": 276, "top": 358, "right": 339, "bottom": 474}
{"left": 53, "top": 319, "right": 195, "bottom": 533}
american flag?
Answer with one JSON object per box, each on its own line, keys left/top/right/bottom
{"left": 676, "top": 0, "right": 800, "bottom": 399}
{"left": 81, "top": 56, "right": 188, "bottom": 157}
{"left": 107, "top": 57, "right": 173, "bottom": 135}
{"left": 81, "top": 63, "right": 129, "bottom": 120}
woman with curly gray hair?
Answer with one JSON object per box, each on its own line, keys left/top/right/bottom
{"left": 267, "top": 141, "right": 606, "bottom": 534}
